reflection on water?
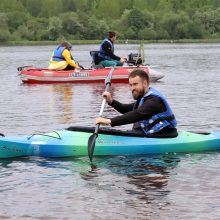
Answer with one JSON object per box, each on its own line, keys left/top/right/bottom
{"left": 50, "top": 85, "right": 74, "bottom": 123}
{"left": 79, "top": 154, "right": 181, "bottom": 219}
{"left": 21, "top": 83, "right": 75, "bottom": 124}
{"left": 1, "top": 151, "right": 220, "bottom": 219}
{"left": 78, "top": 153, "right": 220, "bottom": 219}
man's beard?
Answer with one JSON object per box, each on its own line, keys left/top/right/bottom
{"left": 132, "top": 87, "right": 145, "bottom": 100}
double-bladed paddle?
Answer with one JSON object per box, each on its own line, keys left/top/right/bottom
{"left": 88, "top": 66, "right": 115, "bottom": 162}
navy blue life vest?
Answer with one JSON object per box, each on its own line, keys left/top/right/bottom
{"left": 52, "top": 47, "right": 66, "bottom": 61}
{"left": 98, "top": 38, "right": 114, "bottom": 60}
{"left": 134, "top": 87, "right": 177, "bottom": 134}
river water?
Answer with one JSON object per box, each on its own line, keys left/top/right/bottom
{"left": 0, "top": 44, "right": 220, "bottom": 219}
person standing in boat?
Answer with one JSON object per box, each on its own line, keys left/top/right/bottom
{"left": 98, "top": 31, "right": 127, "bottom": 67}
{"left": 96, "top": 69, "right": 178, "bottom": 137}
{"left": 48, "top": 41, "right": 80, "bottom": 70}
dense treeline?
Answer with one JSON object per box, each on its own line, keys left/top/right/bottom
{"left": 0, "top": 0, "right": 219, "bottom": 42}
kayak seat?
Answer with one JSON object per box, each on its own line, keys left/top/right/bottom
{"left": 66, "top": 126, "right": 178, "bottom": 138}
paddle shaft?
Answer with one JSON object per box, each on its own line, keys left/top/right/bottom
{"left": 93, "top": 82, "right": 111, "bottom": 135}
{"left": 88, "top": 66, "right": 115, "bottom": 162}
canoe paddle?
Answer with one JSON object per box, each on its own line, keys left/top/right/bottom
{"left": 88, "top": 66, "right": 115, "bottom": 162}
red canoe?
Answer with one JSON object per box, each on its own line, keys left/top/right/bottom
{"left": 18, "top": 66, "right": 164, "bottom": 84}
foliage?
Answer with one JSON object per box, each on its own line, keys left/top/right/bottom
{"left": 0, "top": 29, "right": 11, "bottom": 42}
{"left": 0, "top": 0, "right": 219, "bottom": 42}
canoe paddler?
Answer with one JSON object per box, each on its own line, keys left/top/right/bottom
{"left": 96, "top": 69, "right": 178, "bottom": 138}
{"left": 98, "top": 31, "right": 127, "bottom": 67}
{"left": 48, "top": 41, "right": 81, "bottom": 70}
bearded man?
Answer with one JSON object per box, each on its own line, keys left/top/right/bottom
{"left": 95, "top": 69, "right": 178, "bottom": 138}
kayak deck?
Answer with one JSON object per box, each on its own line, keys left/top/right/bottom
{"left": 0, "top": 127, "right": 220, "bottom": 158}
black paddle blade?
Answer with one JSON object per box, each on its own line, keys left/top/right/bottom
{"left": 88, "top": 133, "right": 98, "bottom": 162}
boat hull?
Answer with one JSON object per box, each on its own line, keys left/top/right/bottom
{"left": 0, "top": 127, "right": 220, "bottom": 158}
{"left": 19, "top": 66, "right": 164, "bottom": 83}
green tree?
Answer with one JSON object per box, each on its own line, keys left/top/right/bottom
{"left": 60, "top": 12, "right": 84, "bottom": 37}
{"left": 48, "top": 17, "right": 63, "bottom": 40}
{"left": 123, "top": 27, "right": 136, "bottom": 39}
{"left": 0, "top": 0, "right": 220, "bottom": 42}
{"left": 138, "top": 27, "right": 157, "bottom": 40}
{"left": 127, "top": 8, "right": 152, "bottom": 31}
{"left": 62, "top": 0, "right": 77, "bottom": 11}
{"left": 0, "top": 12, "right": 8, "bottom": 29}
{"left": 0, "top": 12, "right": 11, "bottom": 42}
{"left": 23, "top": 0, "right": 42, "bottom": 17}
{"left": 15, "top": 25, "right": 34, "bottom": 40}
{"left": 0, "top": 29, "right": 11, "bottom": 42}
{"left": 188, "top": 20, "right": 204, "bottom": 39}
{"left": 40, "top": 0, "right": 65, "bottom": 17}
{"left": 119, "top": 8, "right": 153, "bottom": 39}
{"left": 119, "top": 0, "right": 133, "bottom": 13}
{"left": 84, "top": 16, "right": 109, "bottom": 39}
{"left": 0, "top": 0, "right": 26, "bottom": 12}
{"left": 133, "top": 0, "right": 159, "bottom": 10}
{"left": 158, "top": 11, "right": 192, "bottom": 39}
{"left": 33, "top": 18, "right": 50, "bottom": 40}
{"left": 194, "top": 8, "right": 220, "bottom": 37}
{"left": 95, "top": 0, "right": 121, "bottom": 19}
{"left": 7, "top": 11, "right": 29, "bottom": 32}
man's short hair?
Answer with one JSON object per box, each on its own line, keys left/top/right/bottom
{"left": 128, "top": 69, "right": 149, "bottom": 84}
{"left": 109, "top": 31, "right": 116, "bottom": 38}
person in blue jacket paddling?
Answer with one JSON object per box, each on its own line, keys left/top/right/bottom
{"left": 96, "top": 69, "right": 178, "bottom": 137}
{"left": 98, "top": 31, "right": 127, "bottom": 67}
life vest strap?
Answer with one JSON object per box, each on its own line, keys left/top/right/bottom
{"left": 146, "top": 115, "right": 175, "bottom": 130}
{"left": 52, "top": 56, "right": 65, "bottom": 60}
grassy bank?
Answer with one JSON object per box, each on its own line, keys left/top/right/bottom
{"left": 1, "top": 38, "right": 220, "bottom": 46}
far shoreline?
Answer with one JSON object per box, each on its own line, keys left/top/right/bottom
{"left": 1, "top": 38, "right": 220, "bottom": 46}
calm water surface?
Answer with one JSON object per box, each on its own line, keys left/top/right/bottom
{"left": 0, "top": 44, "right": 220, "bottom": 219}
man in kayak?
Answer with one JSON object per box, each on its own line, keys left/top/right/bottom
{"left": 96, "top": 69, "right": 178, "bottom": 137}
{"left": 48, "top": 41, "right": 80, "bottom": 70}
{"left": 98, "top": 31, "right": 127, "bottom": 67}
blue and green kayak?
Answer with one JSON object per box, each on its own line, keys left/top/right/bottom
{"left": 0, "top": 126, "right": 220, "bottom": 158}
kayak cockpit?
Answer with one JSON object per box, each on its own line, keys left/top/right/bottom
{"left": 66, "top": 126, "right": 178, "bottom": 138}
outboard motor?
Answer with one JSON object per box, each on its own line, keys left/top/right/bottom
{"left": 90, "top": 51, "right": 143, "bottom": 68}
{"left": 127, "top": 53, "right": 143, "bottom": 66}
